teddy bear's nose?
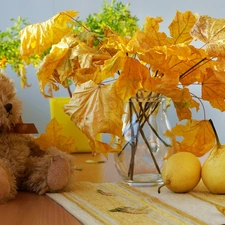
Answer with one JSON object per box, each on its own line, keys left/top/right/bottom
{"left": 4, "top": 103, "right": 12, "bottom": 113}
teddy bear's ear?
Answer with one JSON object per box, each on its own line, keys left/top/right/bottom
{"left": 0, "top": 73, "right": 16, "bottom": 98}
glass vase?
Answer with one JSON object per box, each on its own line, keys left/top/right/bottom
{"left": 114, "top": 91, "right": 173, "bottom": 186}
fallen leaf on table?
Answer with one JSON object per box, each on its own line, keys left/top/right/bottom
{"left": 85, "top": 160, "right": 106, "bottom": 164}
{"left": 97, "top": 189, "right": 116, "bottom": 196}
{"left": 109, "top": 206, "right": 149, "bottom": 214}
{"left": 215, "top": 204, "right": 225, "bottom": 215}
{"left": 74, "top": 167, "right": 82, "bottom": 171}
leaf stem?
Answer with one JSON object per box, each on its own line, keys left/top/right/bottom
{"left": 189, "top": 92, "right": 206, "bottom": 120}
{"left": 139, "top": 127, "right": 161, "bottom": 174}
{"left": 179, "top": 57, "right": 207, "bottom": 79}
{"left": 67, "top": 85, "right": 72, "bottom": 98}
{"left": 209, "top": 119, "right": 221, "bottom": 148}
{"left": 158, "top": 181, "right": 170, "bottom": 193}
{"left": 127, "top": 100, "right": 137, "bottom": 180}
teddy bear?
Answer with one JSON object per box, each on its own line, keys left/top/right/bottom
{"left": 0, "top": 72, "right": 75, "bottom": 203}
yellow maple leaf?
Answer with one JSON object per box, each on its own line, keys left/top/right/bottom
{"left": 115, "top": 57, "right": 150, "bottom": 102}
{"left": 202, "top": 68, "right": 225, "bottom": 111}
{"left": 137, "top": 43, "right": 206, "bottom": 86}
{"left": 20, "top": 10, "right": 78, "bottom": 57}
{"left": 168, "top": 10, "right": 198, "bottom": 44}
{"left": 102, "top": 26, "right": 130, "bottom": 53}
{"left": 36, "top": 33, "right": 112, "bottom": 96}
{"left": 100, "top": 12, "right": 204, "bottom": 89}
{"left": 178, "top": 46, "right": 209, "bottom": 84}
{"left": 71, "top": 67, "right": 102, "bottom": 85}
{"left": 78, "top": 31, "right": 97, "bottom": 47}
{"left": 214, "top": 57, "right": 225, "bottom": 72}
{"left": 157, "top": 44, "right": 192, "bottom": 61}
{"left": 101, "top": 51, "right": 127, "bottom": 79}
{"left": 36, "top": 34, "right": 78, "bottom": 97}
{"left": 19, "top": 70, "right": 30, "bottom": 89}
{"left": 71, "top": 42, "right": 97, "bottom": 68}
{"left": 173, "top": 102, "right": 192, "bottom": 121}
{"left": 63, "top": 80, "right": 124, "bottom": 156}
{"left": 190, "top": 15, "right": 225, "bottom": 57}
{"left": 165, "top": 119, "right": 215, "bottom": 157}
{"left": 34, "top": 118, "right": 77, "bottom": 153}
{"left": 70, "top": 41, "right": 111, "bottom": 70}
{"left": 135, "top": 10, "right": 198, "bottom": 48}
{"left": 144, "top": 75, "right": 199, "bottom": 120}
{"left": 173, "top": 88, "right": 200, "bottom": 121}
{"left": 126, "top": 15, "right": 177, "bottom": 53}
{"left": 0, "top": 56, "right": 7, "bottom": 67}
{"left": 144, "top": 76, "right": 177, "bottom": 96}
{"left": 143, "top": 16, "right": 169, "bottom": 46}
{"left": 126, "top": 30, "right": 151, "bottom": 53}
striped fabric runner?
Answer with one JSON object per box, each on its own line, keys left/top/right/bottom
{"left": 46, "top": 181, "right": 225, "bottom": 225}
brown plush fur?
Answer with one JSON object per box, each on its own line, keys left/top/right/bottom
{"left": 0, "top": 73, "right": 75, "bottom": 203}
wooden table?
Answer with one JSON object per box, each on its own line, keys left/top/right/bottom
{"left": 0, "top": 153, "right": 122, "bottom": 225}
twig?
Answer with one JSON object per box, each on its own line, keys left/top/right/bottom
{"left": 139, "top": 126, "right": 161, "bottom": 174}
{"left": 127, "top": 100, "right": 137, "bottom": 180}
{"left": 67, "top": 85, "right": 72, "bottom": 98}
{"left": 179, "top": 57, "right": 207, "bottom": 79}
{"left": 125, "top": 94, "right": 169, "bottom": 179}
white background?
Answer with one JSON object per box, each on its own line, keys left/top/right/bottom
{"left": 1, "top": 0, "right": 225, "bottom": 143}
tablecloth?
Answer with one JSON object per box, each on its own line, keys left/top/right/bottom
{"left": 46, "top": 181, "right": 225, "bottom": 225}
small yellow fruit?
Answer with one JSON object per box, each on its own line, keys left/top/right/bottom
{"left": 202, "top": 145, "right": 225, "bottom": 194}
{"left": 158, "top": 152, "right": 201, "bottom": 193}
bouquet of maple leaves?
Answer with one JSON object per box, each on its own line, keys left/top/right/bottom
{"left": 19, "top": 10, "right": 225, "bottom": 157}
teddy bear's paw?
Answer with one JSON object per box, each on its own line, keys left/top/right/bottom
{"left": 0, "top": 167, "right": 10, "bottom": 200}
{"left": 47, "top": 157, "right": 71, "bottom": 192}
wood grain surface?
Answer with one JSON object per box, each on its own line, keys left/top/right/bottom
{"left": 0, "top": 153, "right": 121, "bottom": 225}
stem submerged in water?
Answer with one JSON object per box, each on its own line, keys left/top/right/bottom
{"left": 121, "top": 92, "right": 170, "bottom": 181}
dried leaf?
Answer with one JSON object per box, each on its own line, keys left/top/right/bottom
{"left": 144, "top": 77, "right": 199, "bottom": 121}
{"left": 20, "top": 10, "right": 78, "bottom": 57}
{"left": 78, "top": 31, "right": 97, "bottom": 47}
{"left": 34, "top": 118, "right": 77, "bottom": 153}
{"left": 169, "top": 11, "right": 198, "bottom": 44}
{"left": 97, "top": 189, "right": 116, "bottom": 196}
{"left": 115, "top": 57, "right": 150, "bottom": 102}
{"left": 101, "top": 51, "right": 127, "bottom": 79}
{"left": 165, "top": 119, "right": 215, "bottom": 157}
{"left": 215, "top": 204, "right": 225, "bottom": 215}
{"left": 143, "top": 16, "right": 169, "bottom": 47}
{"left": 36, "top": 33, "right": 77, "bottom": 97}
{"left": 63, "top": 81, "right": 124, "bottom": 156}
{"left": 202, "top": 68, "right": 225, "bottom": 111}
{"left": 71, "top": 42, "right": 99, "bottom": 68}
{"left": 86, "top": 160, "right": 106, "bottom": 164}
{"left": 109, "top": 206, "right": 149, "bottom": 214}
{"left": 102, "top": 27, "right": 130, "bottom": 52}
{"left": 190, "top": 15, "right": 225, "bottom": 57}
{"left": 173, "top": 88, "right": 200, "bottom": 121}
{"left": 74, "top": 167, "right": 82, "bottom": 171}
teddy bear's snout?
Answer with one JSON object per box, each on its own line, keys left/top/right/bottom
{"left": 4, "top": 103, "right": 12, "bottom": 113}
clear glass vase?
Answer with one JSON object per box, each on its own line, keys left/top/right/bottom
{"left": 114, "top": 91, "right": 173, "bottom": 186}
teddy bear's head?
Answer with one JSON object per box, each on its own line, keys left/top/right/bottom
{"left": 0, "top": 73, "right": 22, "bottom": 131}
